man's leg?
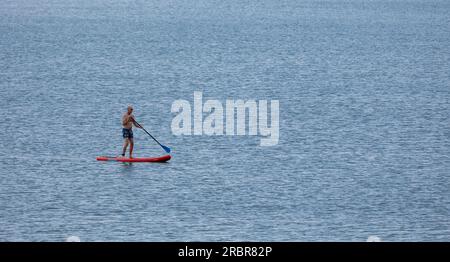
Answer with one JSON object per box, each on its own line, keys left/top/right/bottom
{"left": 129, "top": 138, "right": 134, "bottom": 158}
{"left": 122, "top": 138, "right": 129, "bottom": 156}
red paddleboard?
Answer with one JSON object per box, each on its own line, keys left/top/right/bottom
{"left": 96, "top": 155, "right": 171, "bottom": 163}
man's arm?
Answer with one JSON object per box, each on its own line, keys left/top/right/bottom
{"left": 131, "top": 116, "right": 142, "bottom": 128}
{"left": 122, "top": 115, "right": 136, "bottom": 126}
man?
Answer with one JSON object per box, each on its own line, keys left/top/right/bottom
{"left": 121, "top": 105, "right": 142, "bottom": 158}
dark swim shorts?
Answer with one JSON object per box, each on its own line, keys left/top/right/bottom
{"left": 122, "top": 128, "right": 133, "bottom": 139}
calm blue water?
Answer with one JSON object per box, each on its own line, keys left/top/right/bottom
{"left": 0, "top": 0, "right": 449, "bottom": 241}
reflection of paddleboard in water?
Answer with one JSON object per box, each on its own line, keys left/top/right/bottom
{"left": 96, "top": 155, "right": 171, "bottom": 163}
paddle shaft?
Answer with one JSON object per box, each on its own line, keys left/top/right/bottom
{"left": 133, "top": 119, "right": 170, "bottom": 153}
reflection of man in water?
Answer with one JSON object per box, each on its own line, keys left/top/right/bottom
{"left": 121, "top": 105, "right": 142, "bottom": 158}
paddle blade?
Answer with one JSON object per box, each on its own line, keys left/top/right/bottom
{"left": 161, "top": 145, "right": 171, "bottom": 153}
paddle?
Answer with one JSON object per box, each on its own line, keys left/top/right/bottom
{"left": 133, "top": 120, "right": 171, "bottom": 154}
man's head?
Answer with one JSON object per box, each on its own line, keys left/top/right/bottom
{"left": 127, "top": 105, "right": 133, "bottom": 114}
